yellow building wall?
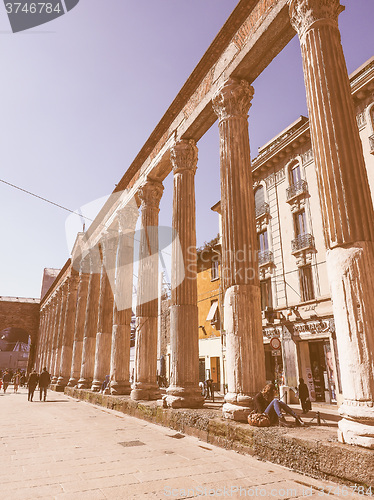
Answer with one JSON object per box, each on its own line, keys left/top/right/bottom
{"left": 197, "top": 266, "right": 221, "bottom": 339}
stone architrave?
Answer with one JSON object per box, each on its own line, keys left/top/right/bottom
{"left": 78, "top": 248, "right": 102, "bottom": 389}
{"left": 110, "top": 204, "right": 138, "bottom": 395}
{"left": 68, "top": 253, "right": 90, "bottom": 387}
{"left": 56, "top": 271, "right": 79, "bottom": 389}
{"left": 289, "top": 0, "right": 374, "bottom": 448}
{"left": 212, "top": 78, "right": 266, "bottom": 421}
{"left": 165, "top": 140, "right": 204, "bottom": 409}
{"left": 51, "top": 282, "right": 68, "bottom": 384}
{"left": 131, "top": 180, "right": 163, "bottom": 401}
{"left": 91, "top": 231, "right": 116, "bottom": 392}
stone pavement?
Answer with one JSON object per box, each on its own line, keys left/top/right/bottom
{"left": 0, "top": 387, "right": 369, "bottom": 500}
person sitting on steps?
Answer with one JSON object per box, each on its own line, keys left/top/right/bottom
{"left": 254, "top": 383, "right": 305, "bottom": 427}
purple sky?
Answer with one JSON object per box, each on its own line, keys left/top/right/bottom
{"left": 0, "top": 0, "right": 373, "bottom": 299}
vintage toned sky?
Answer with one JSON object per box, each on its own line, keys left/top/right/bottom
{"left": 0, "top": 0, "right": 373, "bottom": 298}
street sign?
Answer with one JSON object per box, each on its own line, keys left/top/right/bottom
{"left": 271, "top": 349, "right": 281, "bottom": 357}
{"left": 270, "top": 337, "right": 281, "bottom": 350}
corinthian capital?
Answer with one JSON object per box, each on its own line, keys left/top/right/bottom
{"left": 288, "top": 0, "right": 344, "bottom": 38}
{"left": 138, "top": 179, "right": 164, "bottom": 211}
{"left": 117, "top": 203, "right": 139, "bottom": 233}
{"left": 170, "top": 140, "right": 198, "bottom": 175}
{"left": 212, "top": 78, "right": 254, "bottom": 122}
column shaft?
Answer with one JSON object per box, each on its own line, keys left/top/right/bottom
{"left": 212, "top": 78, "right": 266, "bottom": 421}
{"left": 165, "top": 140, "right": 204, "bottom": 408}
{"left": 110, "top": 205, "right": 138, "bottom": 395}
{"left": 68, "top": 255, "right": 90, "bottom": 387}
{"left": 78, "top": 249, "right": 101, "bottom": 389}
{"left": 91, "top": 232, "right": 115, "bottom": 391}
{"left": 131, "top": 180, "right": 163, "bottom": 401}
{"left": 289, "top": 0, "right": 374, "bottom": 447}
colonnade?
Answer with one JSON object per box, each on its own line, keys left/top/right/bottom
{"left": 34, "top": 0, "right": 374, "bottom": 447}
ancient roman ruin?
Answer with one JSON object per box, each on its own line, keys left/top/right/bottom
{"left": 33, "top": 0, "right": 374, "bottom": 448}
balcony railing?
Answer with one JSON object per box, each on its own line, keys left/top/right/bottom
{"left": 286, "top": 180, "right": 308, "bottom": 201}
{"left": 291, "top": 233, "right": 315, "bottom": 253}
{"left": 369, "top": 134, "right": 374, "bottom": 155}
{"left": 255, "top": 202, "right": 270, "bottom": 219}
{"left": 258, "top": 250, "right": 274, "bottom": 266}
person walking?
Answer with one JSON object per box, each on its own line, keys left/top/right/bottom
{"left": 13, "top": 372, "right": 20, "bottom": 393}
{"left": 27, "top": 370, "right": 39, "bottom": 402}
{"left": 298, "top": 378, "right": 311, "bottom": 414}
{"left": 2, "top": 370, "right": 11, "bottom": 393}
{"left": 39, "top": 367, "right": 51, "bottom": 401}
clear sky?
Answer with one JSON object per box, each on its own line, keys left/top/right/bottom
{"left": 0, "top": 0, "right": 373, "bottom": 299}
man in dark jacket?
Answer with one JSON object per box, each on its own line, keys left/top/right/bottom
{"left": 298, "top": 378, "right": 311, "bottom": 414}
{"left": 39, "top": 367, "right": 51, "bottom": 401}
{"left": 2, "top": 370, "right": 11, "bottom": 393}
{"left": 27, "top": 370, "right": 39, "bottom": 401}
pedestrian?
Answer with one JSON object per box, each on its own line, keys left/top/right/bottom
{"left": 13, "top": 372, "right": 20, "bottom": 393}
{"left": 27, "top": 370, "right": 39, "bottom": 401}
{"left": 39, "top": 367, "right": 51, "bottom": 401}
{"left": 253, "top": 383, "right": 305, "bottom": 427}
{"left": 2, "top": 370, "right": 11, "bottom": 393}
{"left": 298, "top": 378, "right": 311, "bottom": 414}
{"left": 20, "top": 373, "right": 26, "bottom": 387}
{"left": 101, "top": 375, "right": 110, "bottom": 393}
{"left": 205, "top": 378, "right": 214, "bottom": 402}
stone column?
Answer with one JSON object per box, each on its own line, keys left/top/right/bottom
{"left": 165, "top": 140, "right": 204, "bottom": 408}
{"left": 45, "top": 295, "right": 57, "bottom": 374}
{"left": 131, "top": 180, "right": 163, "bottom": 401}
{"left": 40, "top": 304, "right": 53, "bottom": 371}
{"left": 68, "top": 253, "right": 90, "bottom": 387}
{"left": 50, "top": 288, "right": 63, "bottom": 382}
{"left": 78, "top": 248, "right": 101, "bottom": 389}
{"left": 110, "top": 205, "right": 138, "bottom": 395}
{"left": 56, "top": 271, "right": 79, "bottom": 389}
{"left": 35, "top": 308, "right": 47, "bottom": 372}
{"left": 212, "top": 78, "right": 266, "bottom": 421}
{"left": 51, "top": 282, "right": 68, "bottom": 384}
{"left": 91, "top": 231, "right": 116, "bottom": 391}
{"left": 289, "top": 0, "right": 374, "bottom": 448}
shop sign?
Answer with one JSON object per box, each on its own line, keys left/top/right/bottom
{"left": 293, "top": 319, "right": 330, "bottom": 335}
{"left": 263, "top": 326, "right": 282, "bottom": 339}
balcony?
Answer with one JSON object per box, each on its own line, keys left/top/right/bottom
{"left": 369, "top": 134, "right": 374, "bottom": 155}
{"left": 291, "top": 233, "right": 315, "bottom": 254}
{"left": 286, "top": 180, "right": 309, "bottom": 202}
{"left": 255, "top": 202, "right": 270, "bottom": 219}
{"left": 258, "top": 250, "right": 274, "bottom": 267}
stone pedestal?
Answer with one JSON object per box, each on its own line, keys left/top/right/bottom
{"left": 131, "top": 180, "right": 163, "bottom": 401}
{"left": 56, "top": 272, "right": 79, "bottom": 388}
{"left": 110, "top": 204, "right": 138, "bottom": 395}
{"left": 91, "top": 232, "right": 115, "bottom": 392}
{"left": 78, "top": 248, "right": 101, "bottom": 389}
{"left": 68, "top": 254, "right": 90, "bottom": 387}
{"left": 289, "top": 0, "right": 374, "bottom": 447}
{"left": 165, "top": 140, "right": 204, "bottom": 409}
{"left": 212, "top": 78, "right": 266, "bottom": 421}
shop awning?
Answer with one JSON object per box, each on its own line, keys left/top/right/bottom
{"left": 206, "top": 301, "right": 219, "bottom": 322}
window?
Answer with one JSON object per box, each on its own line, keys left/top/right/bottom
{"left": 258, "top": 230, "right": 269, "bottom": 252}
{"left": 299, "top": 265, "right": 315, "bottom": 302}
{"left": 211, "top": 260, "right": 219, "bottom": 281}
{"left": 206, "top": 300, "right": 220, "bottom": 329}
{"left": 254, "top": 186, "right": 265, "bottom": 210}
{"left": 260, "top": 279, "right": 272, "bottom": 310}
{"left": 290, "top": 163, "right": 301, "bottom": 185}
{"left": 293, "top": 210, "right": 307, "bottom": 237}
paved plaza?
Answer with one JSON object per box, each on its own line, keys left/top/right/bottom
{"left": 0, "top": 387, "right": 365, "bottom": 499}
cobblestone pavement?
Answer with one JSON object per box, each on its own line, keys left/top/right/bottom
{"left": 0, "top": 387, "right": 365, "bottom": 499}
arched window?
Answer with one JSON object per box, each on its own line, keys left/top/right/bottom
{"left": 289, "top": 162, "right": 302, "bottom": 185}
{"left": 254, "top": 185, "right": 265, "bottom": 210}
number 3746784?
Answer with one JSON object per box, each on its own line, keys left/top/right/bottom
{"left": 5, "top": 3, "right": 61, "bottom": 14}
